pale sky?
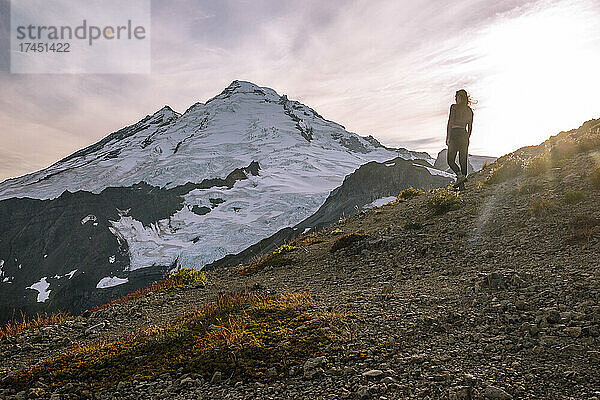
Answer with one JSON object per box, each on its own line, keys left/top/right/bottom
{"left": 1, "top": 0, "right": 600, "bottom": 181}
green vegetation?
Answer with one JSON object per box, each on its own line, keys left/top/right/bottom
{"left": 239, "top": 244, "right": 298, "bottom": 275}
{"left": 524, "top": 154, "right": 551, "bottom": 176}
{"left": 528, "top": 196, "right": 557, "bottom": 216}
{"left": 568, "top": 214, "right": 600, "bottom": 242}
{"left": 330, "top": 231, "right": 367, "bottom": 253}
{"left": 517, "top": 182, "right": 543, "bottom": 196}
{"left": 563, "top": 190, "right": 586, "bottom": 204}
{"left": 484, "top": 159, "right": 523, "bottom": 185}
{"left": 550, "top": 140, "right": 578, "bottom": 163}
{"left": 427, "top": 188, "right": 461, "bottom": 215}
{"left": 4, "top": 291, "right": 351, "bottom": 390}
{"left": 272, "top": 244, "right": 298, "bottom": 255}
{"left": 591, "top": 165, "right": 600, "bottom": 190}
{"left": 92, "top": 268, "right": 207, "bottom": 313}
{"left": 295, "top": 232, "right": 324, "bottom": 247}
{"left": 396, "top": 187, "right": 424, "bottom": 202}
{"left": 165, "top": 268, "right": 207, "bottom": 286}
{"left": 0, "top": 312, "right": 71, "bottom": 340}
{"left": 462, "top": 206, "right": 477, "bottom": 216}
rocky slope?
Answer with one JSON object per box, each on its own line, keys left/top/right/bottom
{"left": 207, "top": 157, "right": 453, "bottom": 270}
{"left": 0, "top": 162, "right": 259, "bottom": 320}
{"left": 1, "top": 117, "right": 599, "bottom": 399}
{"left": 0, "top": 81, "right": 450, "bottom": 322}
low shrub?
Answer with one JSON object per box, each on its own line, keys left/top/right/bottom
{"left": 427, "top": 188, "right": 461, "bottom": 215}
{"left": 3, "top": 291, "right": 351, "bottom": 390}
{"left": 524, "top": 154, "right": 550, "bottom": 176}
{"left": 295, "top": 232, "right": 324, "bottom": 247}
{"left": 330, "top": 232, "right": 367, "bottom": 253}
{"left": 164, "top": 268, "right": 207, "bottom": 287}
{"left": 463, "top": 206, "right": 477, "bottom": 216}
{"left": 567, "top": 214, "right": 600, "bottom": 242}
{"left": 528, "top": 196, "right": 557, "bottom": 216}
{"left": 563, "top": 190, "right": 585, "bottom": 204}
{"left": 484, "top": 159, "right": 523, "bottom": 185}
{"left": 272, "top": 244, "right": 298, "bottom": 255}
{"left": 517, "top": 182, "right": 543, "bottom": 196}
{"left": 92, "top": 268, "right": 206, "bottom": 313}
{"left": 239, "top": 244, "right": 298, "bottom": 275}
{"left": 550, "top": 140, "right": 577, "bottom": 162}
{"left": 396, "top": 187, "right": 424, "bottom": 202}
{"left": 576, "top": 133, "right": 600, "bottom": 152}
{"left": 591, "top": 165, "right": 600, "bottom": 190}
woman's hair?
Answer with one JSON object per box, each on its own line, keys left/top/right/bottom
{"left": 455, "top": 89, "right": 473, "bottom": 107}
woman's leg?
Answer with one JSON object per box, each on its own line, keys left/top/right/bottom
{"left": 458, "top": 138, "right": 469, "bottom": 177}
{"left": 447, "top": 140, "right": 461, "bottom": 176}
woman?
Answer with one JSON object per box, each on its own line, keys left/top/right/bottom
{"left": 446, "top": 89, "right": 473, "bottom": 189}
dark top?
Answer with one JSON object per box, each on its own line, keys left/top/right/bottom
{"left": 447, "top": 104, "right": 473, "bottom": 137}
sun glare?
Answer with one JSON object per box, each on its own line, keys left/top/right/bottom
{"left": 468, "top": 1, "right": 600, "bottom": 156}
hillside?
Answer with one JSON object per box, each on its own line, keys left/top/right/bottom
{"left": 0, "top": 80, "right": 447, "bottom": 322}
{"left": 1, "top": 118, "right": 599, "bottom": 399}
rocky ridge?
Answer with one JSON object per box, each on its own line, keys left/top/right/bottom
{"left": 1, "top": 118, "right": 600, "bottom": 399}
{"left": 0, "top": 80, "right": 445, "bottom": 322}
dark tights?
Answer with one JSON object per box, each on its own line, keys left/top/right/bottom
{"left": 447, "top": 128, "right": 469, "bottom": 176}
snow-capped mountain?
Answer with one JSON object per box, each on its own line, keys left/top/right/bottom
{"left": 0, "top": 80, "right": 444, "bottom": 320}
{"left": 0, "top": 81, "right": 431, "bottom": 199}
{"left": 207, "top": 156, "right": 454, "bottom": 270}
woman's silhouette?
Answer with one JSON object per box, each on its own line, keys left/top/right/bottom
{"left": 446, "top": 89, "right": 473, "bottom": 190}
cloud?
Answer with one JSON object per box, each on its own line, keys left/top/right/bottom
{"left": 0, "top": 0, "right": 599, "bottom": 180}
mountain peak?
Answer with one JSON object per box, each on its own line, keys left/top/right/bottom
{"left": 149, "top": 105, "right": 179, "bottom": 125}
{"left": 226, "top": 80, "right": 262, "bottom": 91}
{"left": 153, "top": 104, "right": 177, "bottom": 116}
{"left": 0, "top": 80, "right": 433, "bottom": 201}
{"left": 207, "top": 80, "right": 281, "bottom": 103}
{"left": 159, "top": 105, "right": 174, "bottom": 112}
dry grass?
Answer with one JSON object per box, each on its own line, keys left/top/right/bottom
{"left": 484, "top": 159, "right": 523, "bottom": 185}
{"left": 92, "top": 268, "right": 206, "bottom": 313}
{"left": 524, "top": 154, "right": 551, "bottom": 176}
{"left": 517, "top": 182, "right": 543, "bottom": 196}
{"left": 239, "top": 231, "right": 328, "bottom": 276}
{"left": 567, "top": 214, "right": 600, "bottom": 243}
{"left": 295, "top": 232, "right": 325, "bottom": 247}
{"left": 528, "top": 196, "right": 557, "bottom": 216}
{"left": 403, "top": 221, "right": 423, "bottom": 230}
{"left": 4, "top": 291, "right": 352, "bottom": 391}
{"left": 0, "top": 311, "right": 71, "bottom": 340}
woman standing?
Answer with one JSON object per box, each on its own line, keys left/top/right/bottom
{"left": 446, "top": 89, "right": 473, "bottom": 190}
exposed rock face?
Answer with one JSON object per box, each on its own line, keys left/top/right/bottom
{"left": 434, "top": 149, "right": 497, "bottom": 174}
{"left": 0, "top": 80, "right": 437, "bottom": 322}
{"left": 2, "top": 117, "right": 600, "bottom": 399}
{"left": 206, "top": 157, "right": 452, "bottom": 269}
{"left": 0, "top": 163, "right": 259, "bottom": 322}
